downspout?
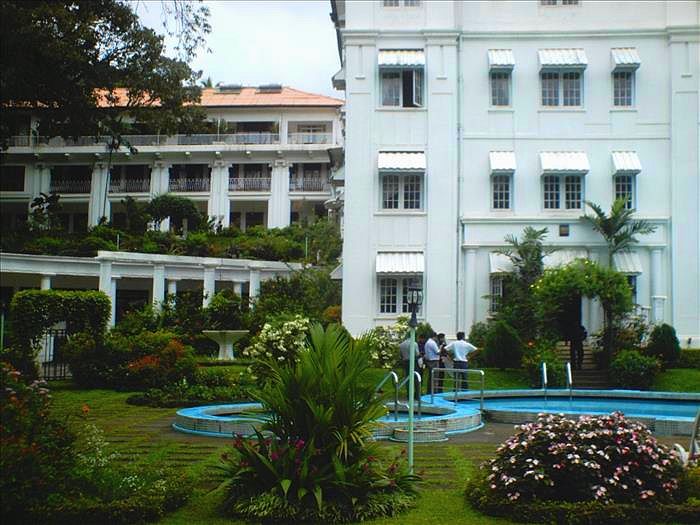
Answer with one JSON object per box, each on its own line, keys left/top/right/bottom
{"left": 454, "top": 35, "right": 463, "bottom": 336}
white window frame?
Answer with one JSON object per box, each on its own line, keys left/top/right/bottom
{"left": 491, "top": 173, "right": 513, "bottom": 210}
{"left": 614, "top": 173, "right": 636, "bottom": 210}
{"left": 379, "top": 66, "right": 425, "bottom": 109}
{"left": 378, "top": 274, "right": 423, "bottom": 316}
{"left": 380, "top": 171, "right": 424, "bottom": 211}
{"left": 542, "top": 174, "right": 584, "bottom": 211}
{"left": 490, "top": 71, "right": 512, "bottom": 107}
{"left": 490, "top": 276, "right": 503, "bottom": 313}
{"left": 626, "top": 274, "right": 638, "bottom": 305}
{"left": 540, "top": 69, "right": 584, "bottom": 108}
{"left": 384, "top": 0, "right": 422, "bottom": 6}
{"left": 612, "top": 70, "right": 635, "bottom": 107}
{"left": 541, "top": 0, "right": 579, "bottom": 5}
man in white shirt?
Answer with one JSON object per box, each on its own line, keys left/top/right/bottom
{"left": 446, "top": 331, "right": 478, "bottom": 391}
{"left": 423, "top": 332, "right": 441, "bottom": 394}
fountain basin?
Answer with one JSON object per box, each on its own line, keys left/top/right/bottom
{"left": 202, "top": 329, "right": 248, "bottom": 360}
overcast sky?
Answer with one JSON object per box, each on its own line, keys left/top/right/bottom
{"left": 135, "top": 0, "right": 343, "bottom": 99}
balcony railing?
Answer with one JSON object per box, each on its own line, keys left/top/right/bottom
{"left": 109, "top": 179, "right": 150, "bottom": 193}
{"left": 228, "top": 177, "right": 271, "bottom": 192}
{"left": 50, "top": 179, "right": 91, "bottom": 194}
{"left": 168, "top": 178, "right": 210, "bottom": 192}
{"left": 287, "top": 132, "right": 332, "bottom": 145}
{"left": 289, "top": 178, "right": 331, "bottom": 192}
{"left": 8, "top": 133, "right": 285, "bottom": 148}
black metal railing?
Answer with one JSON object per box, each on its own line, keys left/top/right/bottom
{"left": 40, "top": 329, "right": 71, "bottom": 380}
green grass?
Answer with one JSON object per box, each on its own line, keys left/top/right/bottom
{"left": 652, "top": 368, "right": 700, "bottom": 392}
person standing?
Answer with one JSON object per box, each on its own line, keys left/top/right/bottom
{"left": 423, "top": 332, "right": 441, "bottom": 394}
{"left": 446, "top": 331, "right": 478, "bottom": 391}
{"left": 570, "top": 324, "right": 587, "bottom": 370}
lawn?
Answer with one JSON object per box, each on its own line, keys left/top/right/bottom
{"left": 652, "top": 368, "right": 700, "bottom": 392}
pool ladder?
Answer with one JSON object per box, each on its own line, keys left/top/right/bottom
{"left": 375, "top": 371, "right": 422, "bottom": 421}
{"left": 541, "top": 361, "right": 574, "bottom": 402}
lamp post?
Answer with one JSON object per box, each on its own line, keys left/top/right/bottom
{"left": 406, "top": 280, "right": 423, "bottom": 474}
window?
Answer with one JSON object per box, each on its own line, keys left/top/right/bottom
{"left": 615, "top": 174, "right": 635, "bottom": 209}
{"left": 490, "top": 276, "right": 503, "bottom": 313}
{"left": 541, "top": 0, "right": 558, "bottom": 4}
{"left": 490, "top": 72, "right": 511, "bottom": 106}
{"left": 381, "top": 173, "right": 423, "bottom": 210}
{"left": 541, "top": 71, "right": 583, "bottom": 107}
{"left": 492, "top": 174, "right": 511, "bottom": 209}
{"left": 613, "top": 71, "right": 634, "bottom": 107}
{"left": 627, "top": 275, "right": 638, "bottom": 304}
{"left": 543, "top": 175, "right": 583, "bottom": 210}
{"left": 0, "top": 165, "right": 25, "bottom": 191}
{"left": 400, "top": 277, "right": 423, "bottom": 314}
{"left": 541, "top": 0, "right": 578, "bottom": 4}
{"left": 384, "top": 0, "right": 421, "bottom": 5}
{"left": 379, "top": 276, "right": 423, "bottom": 315}
{"left": 380, "top": 69, "right": 423, "bottom": 108}
{"left": 383, "top": 0, "right": 400, "bottom": 5}
{"left": 246, "top": 212, "right": 264, "bottom": 228}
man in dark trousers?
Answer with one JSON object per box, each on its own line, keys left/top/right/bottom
{"left": 570, "top": 324, "right": 588, "bottom": 370}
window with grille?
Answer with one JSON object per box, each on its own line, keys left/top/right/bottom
{"left": 564, "top": 175, "right": 582, "bottom": 209}
{"left": 543, "top": 175, "right": 560, "bottom": 209}
{"left": 492, "top": 174, "right": 511, "bottom": 209}
{"left": 379, "top": 278, "right": 398, "bottom": 313}
{"left": 383, "top": 0, "right": 400, "bottom": 5}
{"left": 401, "top": 277, "right": 423, "bottom": 314}
{"left": 385, "top": 0, "right": 421, "bottom": 5}
{"left": 613, "top": 71, "right": 634, "bottom": 107}
{"left": 541, "top": 0, "right": 558, "bottom": 4}
{"left": 541, "top": 71, "right": 583, "bottom": 107}
{"left": 381, "top": 173, "right": 423, "bottom": 210}
{"left": 490, "top": 276, "right": 503, "bottom": 313}
{"left": 404, "top": 0, "right": 422, "bottom": 5}
{"left": 615, "top": 174, "right": 634, "bottom": 209}
{"left": 490, "top": 72, "right": 511, "bottom": 106}
{"left": 541, "top": 0, "right": 579, "bottom": 4}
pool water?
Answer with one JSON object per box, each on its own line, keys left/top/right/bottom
{"left": 463, "top": 396, "right": 700, "bottom": 421}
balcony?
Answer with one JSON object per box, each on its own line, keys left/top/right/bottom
{"left": 289, "top": 178, "right": 331, "bottom": 192}
{"left": 229, "top": 177, "right": 271, "bottom": 192}
{"left": 8, "top": 133, "right": 284, "bottom": 148}
{"left": 109, "top": 179, "right": 150, "bottom": 193}
{"left": 50, "top": 179, "right": 91, "bottom": 194}
{"left": 168, "top": 178, "right": 210, "bottom": 192}
{"left": 287, "top": 132, "right": 332, "bottom": 145}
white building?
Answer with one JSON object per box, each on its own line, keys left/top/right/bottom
{"left": 331, "top": 0, "right": 700, "bottom": 345}
{"left": 0, "top": 85, "right": 342, "bottom": 321}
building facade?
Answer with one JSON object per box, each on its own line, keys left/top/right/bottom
{"left": 331, "top": 0, "right": 700, "bottom": 344}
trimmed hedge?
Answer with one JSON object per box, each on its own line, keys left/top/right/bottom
{"left": 679, "top": 349, "right": 700, "bottom": 369}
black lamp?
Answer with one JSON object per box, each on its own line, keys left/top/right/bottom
{"left": 406, "top": 279, "right": 423, "bottom": 328}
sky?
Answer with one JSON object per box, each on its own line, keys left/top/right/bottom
{"left": 135, "top": 0, "right": 343, "bottom": 99}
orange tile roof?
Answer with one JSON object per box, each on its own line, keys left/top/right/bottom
{"left": 96, "top": 86, "right": 343, "bottom": 108}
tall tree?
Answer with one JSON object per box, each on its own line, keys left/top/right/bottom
{"left": 0, "top": 0, "right": 210, "bottom": 148}
{"left": 581, "top": 199, "right": 657, "bottom": 267}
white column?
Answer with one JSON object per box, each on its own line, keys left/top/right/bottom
{"left": 267, "top": 161, "right": 291, "bottom": 228}
{"left": 167, "top": 278, "right": 179, "bottom": 297}
{"left": 464, "top": 249, "right": 477, "bottom": 330}
{"left": 31, "top": 163, "right": 51, "bottom": 202}
{"left": 208, "top": 160, "right": 230, "bottom": 228}
{"left": 88, "top": 163, "right": 110, "bottom": 226}
{"left": 233, "top": 281, "right": 243, "bottom": 297}
{"left": 249, "top": 267, "right": 261, "bottom": 303}
{"left": 110, "top": 277, "right": 119, "bottom": 326}
{"left": 150, "top": 161, "right": 170, "bottom": 231}
{"left": 587, "top": 250, "right": 602, "bottom": 333}
{"left": 152, "top": 264, "right": 166, "bottom": 311}
{"left": 97, "top": 258, "right": 114, "bottom": 326}
{"left": 650, "top": 247, "right": 666, "bottom": 323}
{"left": 280, "top": 117, "right": 288, "bottom": 146}
{"left": 40, "top": 274, "right": 53, "bottom": 290}
{"left": 203, "top": 264, "right": 217, "bottom": 307}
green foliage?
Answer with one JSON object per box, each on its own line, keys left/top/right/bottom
{"left": 646, "top": 323, "right": 681, "bottom": 368}
{"left": 148, "top": 194, "right": 204, "bottom": 232}
{"left": 120, "top": 196, "right": 150, "bottom": 235}
{"left": 521, "top": 339, "right": 565, "bottom": 387}
{"left": 243, "top": 315, "right": 311, "bottom": 378}
{"left": 609, "top": 350, "right": 661, "bottom": 390}
{"left": 204, "top": 289, "right": 248, "bottom": 330}
{"left": 468, "top": 321, "right": 490, "bottom": 348}
{"left": 652, "top": 368, "right": 700, "bottom": 392}
{"left": 5, "top": 290, "right": 110, "bottom": 378}
{"left": 678, "top": 349, "right": 700, "bottom": 369}
{"left": 322, "top": 305, "right": 342, "bottom": 324}
{"left": 217, "top": 324, "right": 418, "bottom": 522}
{"left": 29, "top": 192, "right": 62, "bottom": 230}
{"left": 124, "top": 338, "right": 197, "bottom": 390}
{"left": 483, "top": 320, "right": 522, "bottom": 370}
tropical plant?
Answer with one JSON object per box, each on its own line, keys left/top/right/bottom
{"left": 147, "top": 194, "right": 204, "bottom": 232}
{"left": 217, "top": 324, "right": 418, "bottom": 522}
{"left": 581, "top": 199, "right": 657, "bottom": 267}
{"left": 521, "top": 339, "right": 565, "bottom": 387}
{"left": 483, "top": 320, "right": 523, "bottom": 370}
{"left": 645, "top": 324, "right": 681, "bottom": 368}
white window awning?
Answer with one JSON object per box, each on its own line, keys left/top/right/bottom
{"left": 489, "top": 253, "right": 514, "bottom": 274}
{"left": 488, "top": 49, "right": 515, "bottom": 71}
{"left": 540, "top": 151, "right": 590, "bottom": 174}
{"left": 613, "top": 252, "right": 642, "bottom": 274}
{"left": 332, "top": 67, "right": 346, "bottom": 90}
{"left": 544, "top": 250, "right": 589, "bottom": 268}
{"left": 378, "top": 151, "right": 426, "bottom": 171}
{"left": 612, "top": 151, "right": 642, "bottom": 174}
{"left": 378, "top": 49, "right": 425, "bottom": 67}
{"left": 489, "top": 151, "right": 516, "bottom": 173}
{"left": 539, "top": 48, "right": 588, "bottom": 70}
{"left": 330, "top": 263, "right": 343, "bottom": 280}
{"left": 376, "top": 252, "right": 424, "bottom": 274}
{"left": 611, "top": 48, "right": 641, "bottom": 71}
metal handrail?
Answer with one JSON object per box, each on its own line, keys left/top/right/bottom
{"left": 397, "top": 371, "right": 422, "bottom": 418}
{"left": 566, "top": 361, "right": 573, "bottom": 401}
{"left": 430, "top": 367, "right": 485, "bottom": 412}
{"left": 375, "top": 371, "right": 399, "bottom": 421}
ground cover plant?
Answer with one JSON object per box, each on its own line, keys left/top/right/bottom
{"left": 217, "top": 324, "right": 419, "bottom": 522}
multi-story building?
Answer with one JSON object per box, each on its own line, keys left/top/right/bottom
{"left": 0, "top": 85, "right": 343, "bottom": 323}
{"left": 331, "top": 0, "right": 700, "bottom": 345}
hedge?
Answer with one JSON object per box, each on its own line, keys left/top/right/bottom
{"left": 678, "top": 349, "right": 700, "bottom": 369}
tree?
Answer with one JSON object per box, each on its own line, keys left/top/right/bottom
{"left": 0, "top": 0, "right": 210, "bottom": 148}
{"left": 581, "top": 199, "right": 657, "bottom": 267}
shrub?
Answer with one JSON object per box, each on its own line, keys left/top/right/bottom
{"left": 204, "top": 289, "right": 248, "bottom": 330}
{"left": 147, "top": 194, "right": 203, "bottom": 232}
{"left": 475, "top": 412, "right": 683, "bottom": 505}
{"left": 646, "top": 324, "right": 681, "bottom": 368}
{"left": 322, "top": 305, "right": 342, "bottom": 324}
{"left": 63, "top": 332, "right": 132, "bottom": 388}
{"left": 678, "top": 349, "right": 700, "bottom": 369}
{"left": 609, "top": 349, "right": 660, "bottom": 390}
{"left": 364, "top": 323, "right": 406, "bottom": 369}
{"left": 242, "top": 315, "right": 310, "bottom": 378}
{"left": 217, "top": 324, "right": 419, "bottom": 522}
{"left": 521, "top": 339, "right": 565, "bottom": 387}
{"left": 125, "top": 339, "right": 197, "bottom": 390}
{"left": 468, "top": 321, "right": 490, "bottom": 348}
{"left": 483, "top": 320, "right": 522, "bottom": 370}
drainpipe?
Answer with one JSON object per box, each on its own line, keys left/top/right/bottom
{"left": 454, "top": 35, "right": 463, "bottom": 335}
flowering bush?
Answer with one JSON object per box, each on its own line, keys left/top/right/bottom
{"left": 243, "top": 315, "right": 310, "bottom": 377}
{"left": 364, "top": 323, "right": 406, "bottom": 369}
{"left": 124, "top": 338, "right": 197, "bottom": 390}
{"left": 475, "top": 412, "right": 683, "bottom": 505}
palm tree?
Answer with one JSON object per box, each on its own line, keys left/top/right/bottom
{"left": 200, "top": 75, "right": 213, "bottom": 88}
{"left": 581, "top": 199, "right": 657, "bottom": 267}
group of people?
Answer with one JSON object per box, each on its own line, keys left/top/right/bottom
{"left": 399, "top": 330, "right": 479, "bottom": 396}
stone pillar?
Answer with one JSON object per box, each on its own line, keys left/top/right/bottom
{"left": 650, "top": 247, "right": 666, "bottom": 323}
{"left": 249, "top": 267, "right": 261, "bottom": 303}
{"left": 40, "top": 274, "right": 53, "bottom": 290}
{"left": 88, "top": 163, "right": 110, "bottom": 226}
{"left": 587, "top": 250, "right": 602, "bottom": 333}
{"left": 280, "top": 117, "right": 288, "bottom": 146}
{"left": 464, "top": 249, "right": 477, "bottom": 330}
{"left": 110, "top": 277, "right": 119, "bottom": 326}
{"left": 203, "top": 263, "right": 217, "bottom": 307}
{"left": 267, "top": 160, "right": 291, "bottom": 228}
{"left": 167, "top": 278, "right": 179, "bottom": 297}
{"left": 208, "top": 160, "right": 230, "bottom": 228}
{"left": 152, "top": 264, "right": 166, "bottom": 311}
{"left": 97, "top": 257, "right": 114, "bottom": 326}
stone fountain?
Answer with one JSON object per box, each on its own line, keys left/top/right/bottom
{"left": 202, "top": 330, "right": 248, "bottom": 360}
